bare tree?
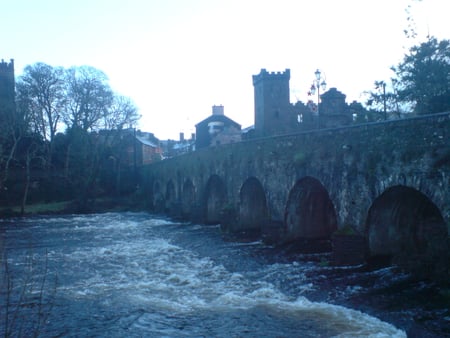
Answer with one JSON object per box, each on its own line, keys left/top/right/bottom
{"left": 104, "top": 95, "right": 140, "bottom": 131}
{"left": 102, "top": 96, "right": 141, "bottom": 195}
{"left": 15, "top": 63, "right": 65, "bottom": 169}
{"left": 0, "top": 108, "right": 21, "bottom": 191}
{"left": 61, "top": 66, "right": 142, "bottom": 209}
{"left": 20, "top": 139, "right": 43, "bottom": 215}
{"left": 63, "top": 66, "right": 114, "bottom": 131}
{"left": 9, "top": 63, "right": 141, "bottom": 207}
{"left": 0, "top": 73, "right": 35, "bottom": 206}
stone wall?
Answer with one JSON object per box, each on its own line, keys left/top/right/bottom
{"left": 143, "top": 113, "right": 448, "bottom": 221}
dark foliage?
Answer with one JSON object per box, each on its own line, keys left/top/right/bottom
{"left": 392, "top": 37, "right": 450, "bottom": 115}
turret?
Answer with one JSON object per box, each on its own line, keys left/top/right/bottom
{"left": 0, "top": 58, "right": 16, "bottom": 123}
{"left": 252, "top": 68, "right": 293, "bottom": 137}
{"left": 0, "top": 59, "right": 15, "bottom": 99}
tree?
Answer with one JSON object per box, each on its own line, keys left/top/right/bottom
{"left": 104, "top": 95, "right": 140, "bottom": 131}
{"left": 61, "top": 66, "right": 141, "bottom": 208}
{"left": 6, "top": 62, "right": 141, "bottom": 208}
{"left": 60, "top": 66, "right": 113, "bottom": 208}
{"left": 348, "top": 101, "right": 372, "bottom": 123}
{"left": 63, "top": 66, "right": 114, "bottom": 131}
{"left": 0, "top": 60, "right": 18, "bottom": 181}
{"left": 63, "top": 126, "right": 100, "bottom": 211}
{"left": 364, "top": 80, "right": 406, "bottom": 120}
{"left": 19, "top": 137, "right": 44, "bottom": 214}
{"left": 391, "top": 37, "right": 450, "bottom": 115}
{"left": 0, "top": 86, "right": 21, "bottom": 193}
{"left": 15, "top": 63, "right": 65, "bottom": 168}
{"left": 1, "top": 66, "right": 44, "bottom": 208}
{"left": 101, "top": 96, "right": 140, "bottom": 196}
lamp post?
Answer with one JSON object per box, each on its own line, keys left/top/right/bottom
{"left": 375, "top": 81, "right": 387, "bottom": 120}
{"left": 308, "top": 69, "right": 327, "bottom": 128}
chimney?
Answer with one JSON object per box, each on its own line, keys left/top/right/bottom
{"left": 212, "top": 105, "right": 224, "bottom": 116}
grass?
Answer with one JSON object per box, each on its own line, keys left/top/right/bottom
{"left": 0, "top": 201, "right": 72, "bottom": 217}
{"left": 334, "top": 224, "right": 358, "bottom": 236}
{"left": 0, "top": 194, "right": 146, "bottom": 218}
{"left": 20, "top": 201, "right": 72, "bottom": 214}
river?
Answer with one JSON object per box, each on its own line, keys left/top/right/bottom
{"left": 0, "top": 212, "right": 448, "bottom": 337}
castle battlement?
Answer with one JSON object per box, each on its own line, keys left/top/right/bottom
{"left": 252, "top": 68, "right": 290, "bottom": 85}
{"left": 0, "top": 59, "right": 14, "bottom": 73}
{"left": 0, "top": 58, "right": 16, "bottom": 102}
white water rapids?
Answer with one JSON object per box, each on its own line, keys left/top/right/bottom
{"left": 1, "top": 212, "right": 406, "bottom": 337}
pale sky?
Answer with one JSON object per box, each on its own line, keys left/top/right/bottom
{"left": 2, "top": 0, "right": 448, "bottom": 139}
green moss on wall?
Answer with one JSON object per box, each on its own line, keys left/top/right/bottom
{"left": 293, "top": 151, "right": 307, "bottom": 166}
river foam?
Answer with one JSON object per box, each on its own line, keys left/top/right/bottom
{"left": 2, "top": 212, "right": 406, "bottom": 337}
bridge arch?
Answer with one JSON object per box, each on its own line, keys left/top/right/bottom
{"left": 181, "top": 178, "right": 196, "bottom": 219}
{"left": 153, "top": 181, "right": 164, "bottom": 212}
{"left": 203, "top": 174, "right": 227, "bottom": 224}
{"left": 165, "top": 179, "right": 176, "bottom": 213}
{"left": 365, "top": 185, "right": 448, "bottom": 260}
{"left": 284, "top": 176, "right": 337, "bottom": 243}
{"left": 236, "top": 177, "right": 269, "bottom": 235}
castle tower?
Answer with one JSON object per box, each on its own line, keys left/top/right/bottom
{"left": 252, "top": 68, "right": 294, "bottom": 137}
{"left": 320, "top": 87, "right": 352, "bottom": 128}
{"left": 0, "top": 59, "right": 16, "bottom": 124}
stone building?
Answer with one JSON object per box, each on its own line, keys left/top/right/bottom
{"left": 252, "top": 69, "right": 297, "bottom": 137}
{"left": 195, "top": 105, "right": 241, "bottom": 149}
{"left": 160, "top": 133, "right": 195, "bottom": 158}
{"left": 99, "top": 129, "right": 163, "bottom": 167}
{"left": 319, "top": 87, "right": 353, "bottom": 128}
{"left": 252, "top": 68, "right": 355, "bottom": 137}
{"left": 134, "top": 131, "right": 163, "bottom": 164}
{"left": 0, "top": 59, "right": 16, "bottom": 125}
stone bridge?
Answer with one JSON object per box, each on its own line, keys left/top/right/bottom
{"left": 140, "top": 113, "right": 450, "bottom": 273}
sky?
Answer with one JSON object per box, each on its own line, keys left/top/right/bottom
{"left": 2, "top": 0, "right": 448, "bottom": 140}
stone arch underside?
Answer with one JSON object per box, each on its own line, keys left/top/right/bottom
{"left": 204, "top": 175, "right": 226, "bottom": 224}
{"left": 236, "top": 177, "right": 269, "bottom": 234}
{"left": 153, "top": 181, "right": 164, "bottom": 212}
{"left": 181, "top": 178, "right": 196, "bottom": 218}
{"left": 366, "top": 185, "right": 448, "bottom": 259}
{"left": 165, "top": 179, "right": 176, "bottom": 213}
{"left": 284, "top": 176, "right": 337, "bottom": 243}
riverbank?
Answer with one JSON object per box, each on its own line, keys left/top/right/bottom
{"left": 316, "top": 264, "right": 450, "bottom": 337}
{"left": 0, "top": 196, "right": 144, "bottom": 218}
{"left": 0, "top": 201, "right": 73, "bottom": 217}
{"left": 217, "top": 235, "right": 450, "bottom": 336}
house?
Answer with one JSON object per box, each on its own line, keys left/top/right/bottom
{"left": 133, "top": 131, "right": 163, "bottom": 165}
{"left": 100, "top": 129, "right": 162, "bottom": 167}
{"left": 160, "top": 132, "right": 196, "bottom": 158}
{"left": 195, "top": 105, "right": 241, "bottom": 149}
